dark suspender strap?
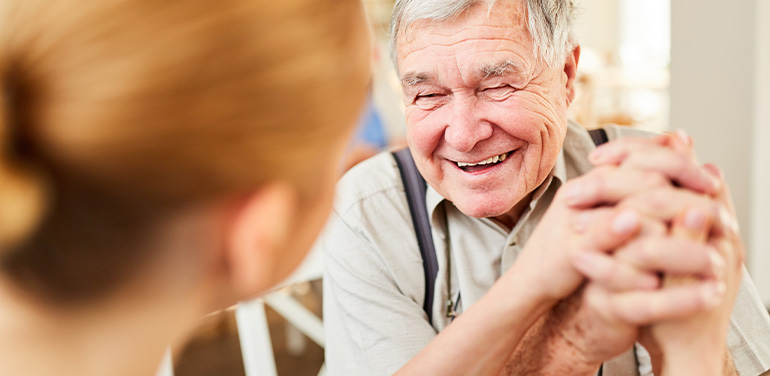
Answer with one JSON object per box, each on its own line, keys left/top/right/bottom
{"left": 392, "top": 148, "right": 439, "bottom": 325}
{"left": 588, "top": 128, "right": 609, "bottom": 146}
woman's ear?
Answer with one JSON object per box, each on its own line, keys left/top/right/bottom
{"left": 224, "top": 182, "right": 298, "bottom": 300}
{"left": 565, "top": 44, "right": 581, "bottom": 105}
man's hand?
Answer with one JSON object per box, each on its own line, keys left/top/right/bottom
{"left": 512, "top": 177, "right": 649, "bottom": 308}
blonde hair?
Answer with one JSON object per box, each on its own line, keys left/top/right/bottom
{"left": 0, "top": 0, "right": 369, "bottom": 301}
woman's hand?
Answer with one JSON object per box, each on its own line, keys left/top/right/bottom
{"left": 648, "top": 165, "right": 744, "bottom": 376}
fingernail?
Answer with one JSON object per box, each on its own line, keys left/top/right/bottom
{"left": 702, "top": 281, "right": 726, "bottom": 308}
{"left": 612, "top": 210, "right": 639, "bottom": 235}
{"left": 684, "top": 208, "right": 705, "bottom": 230}
{"left": 718, "top": 206, "right": 740, "bottom": 234}
{"left": 675, "top": 129, "right": 692, "bottom": 147}
{"left": 709, "top": 175, "right": 722, "bottom": 192}
{"left": 704, "top": 163, "right": 724, "bottom": 180}
{"left": 708, "top": 250, "right": 725, "bottom": 277}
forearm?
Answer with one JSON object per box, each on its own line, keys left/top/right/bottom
{"left": 659, "top": 347, "right": 738, "bottom": 376}
{"left": 500, "top": 303, "right": 601, "bottom": 376}
{"left": 395, "top": 265, "right": 557, "bottom": 376}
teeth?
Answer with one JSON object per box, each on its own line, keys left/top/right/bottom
{"left": 457, "top": 152, "right": 508, "bottom": 167}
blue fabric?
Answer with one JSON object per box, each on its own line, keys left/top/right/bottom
{"left": 354, "top": 98, "right": 387, "bottom": 149}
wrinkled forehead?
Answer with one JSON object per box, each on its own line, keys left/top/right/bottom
{"left": 396, "top": 1, "right": 535, "bottom": 77}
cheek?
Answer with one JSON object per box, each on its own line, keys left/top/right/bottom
{"left": 288, "top": 155, "right": 339, "bottom": 256}
{"left": 493, "top": 94, "right": 567, "bottom": 142}
{"left": 278, "top": 173, "right": 336, "bottom": 282}
{"left": 485, "top": 96, "right": 566, "bottom": 177}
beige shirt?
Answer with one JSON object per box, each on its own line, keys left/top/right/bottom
{"left": 322, "top": 122, "right": 770, "bottom": 375}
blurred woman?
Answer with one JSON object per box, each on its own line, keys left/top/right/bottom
{"left": 0, "top": 0, "right": 369, "bottom": 375}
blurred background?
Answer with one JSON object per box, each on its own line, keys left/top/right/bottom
{"left": 171, "top": 0, "right": 770, "bottom": 374}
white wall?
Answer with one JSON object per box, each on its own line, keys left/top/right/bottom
{"left": 671, "top": 0, "right": 770, "bottom": 305}
{"left": 750, "top": 0, "right": 770, "bottom": 305}
{"left": 574, "top": 0, "right": 619, "bottom": 54}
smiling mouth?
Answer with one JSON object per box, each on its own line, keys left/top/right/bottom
{"left": 455, "top": 151, "right": 512, "bottom": 173}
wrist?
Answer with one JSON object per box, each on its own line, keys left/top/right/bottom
{"left": 543, "top": 310, "right": 605, "bottom": 371}
{"left": 507, "top": 311, "right": 601, "bottom": 376}
{"left": 503, "top": 259, "right": 562, "bottom": 312}
{"left": 660, "top": 342, "right": 727, "bottom": 376}
{"left": 497, "top": 262, "right": 561, "bottom": 322}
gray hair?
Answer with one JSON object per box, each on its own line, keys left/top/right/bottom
{"left": 389, "top": 0, "right": 578, "bottom": 69}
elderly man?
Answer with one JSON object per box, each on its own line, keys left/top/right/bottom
{"left": 322, "top": 0, "right": 770, "bottom": 375}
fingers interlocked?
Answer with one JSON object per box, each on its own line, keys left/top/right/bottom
{"left": 564, "top": 134, "right": 737, "bottom": 327}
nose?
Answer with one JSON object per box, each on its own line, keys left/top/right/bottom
{"left": 443, "top": 96, "right": 493, "bottom": 153}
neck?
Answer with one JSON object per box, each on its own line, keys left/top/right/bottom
{"left": 0, "top": 203, "right": 234, "bottom": 376}
{"left": 0, "top": 267, "right": 206, "bottom": 376}
{"left": 493, "top": 191, "right": 535, "bottom": 230}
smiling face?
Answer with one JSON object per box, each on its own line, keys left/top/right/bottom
{"left": 396, "top": 0, "right": 579, "bottom": 226}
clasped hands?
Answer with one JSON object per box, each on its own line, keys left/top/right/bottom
{"left": 519, "top": 131, "right": 744, "bottom": 375}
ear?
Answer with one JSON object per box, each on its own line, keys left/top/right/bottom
{"left": 564, "top": 44, "right": 581, "bottom": 105}
{"left": 224, "top": 182, "right": 297, "bottom": 300}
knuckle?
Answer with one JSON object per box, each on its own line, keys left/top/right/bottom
{"left": 644, "top": 297, "right": 664, "bottom": 321}
{"left": 736, "top": 252, "right": 746, "bottom": 266}
{"left": 584, "top": 286, "right": 603, "bottom": 309}
{"left": 642, "top": 188, "right": 671, "bottom": 212}
{"left": 642, "top": 171, "right": 669, "bottom": 188}
{"left": 696, "top": 245, "right": 718, "bottom": 273}
{"left": 712, "top": 201, "right": 724, "bottom": 219}
{"left": 635, "top": 241, "right": 656, "bottom": 265}
{"left": 593, "top": 176, "right": 610, "bottom": 198}
{"left": 561, "top": 177, "right": 580, "bottom": 191}
{"left": 594, "top": 165, "right": 616, "bottom": 175}
{"left": 604, "top": 295, "right": 624, "bottom": 320}
{"left": 734, "top": 244, "right": 746, "bottom": 265}
{"left": 691, "top": 290, "right": 708, "bottom": 311}
{"left": 595, "top": 263, "right": 614, "bottom": 283}
{"left": 647, "top": 220, "right": 667, "bottom": 237}
{"left": 591, "top": 166, "right": 616, "bottom": 189}
{"left": 671, "top": 153, "right": 691, "bottom": 175}
{"left": 621, "top": 300, "right": 649, "bottom": 324}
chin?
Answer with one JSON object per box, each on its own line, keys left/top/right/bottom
{"left": 451, "top": 193, "right": 520, "bottom": 219}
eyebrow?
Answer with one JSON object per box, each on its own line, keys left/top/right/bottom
{"left": 479, "top": 60, "right": 524, "bottom": 78}
{"left": 400, "top": 72, "right": 433, "bottom": 87}
{"left": 400, "top": 59, "right": 524, "bottom": 87}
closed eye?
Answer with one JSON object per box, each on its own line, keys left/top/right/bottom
{"left": 481, "top": 85, "right": 516, "bottom": 101}
{"left": 414, "top": 93, "right": 448, "bottom": 110}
